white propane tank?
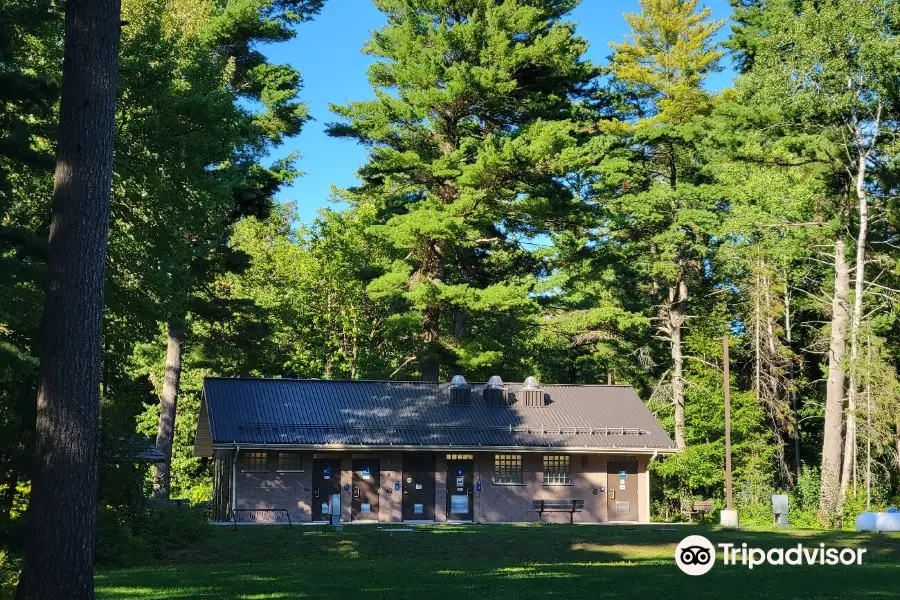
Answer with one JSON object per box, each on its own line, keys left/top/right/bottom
{"left": 855, "top": 511, "right": 900, "bottom": 532}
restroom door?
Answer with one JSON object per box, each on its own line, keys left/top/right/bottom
{"left": 312, "top": 457, "right": 341, "bottom": 521}
{"left": 607, "top": 459, "right": 639, "bottom": 521}
{"left": 352, "top": 458, "right": 380, "bottom": 521}
{"left": 401, "top": 454, "right": 435, "bottom": 520}
{"left": 445, "top": 459, "right": 474, "bottom": 521}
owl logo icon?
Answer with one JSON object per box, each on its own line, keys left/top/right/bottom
{"left": 675, "top": 535, "right": 716, "bottom": 575}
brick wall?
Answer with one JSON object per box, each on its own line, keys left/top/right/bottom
{"left": 230, "top": 449, "right": 649, "bottom": 524}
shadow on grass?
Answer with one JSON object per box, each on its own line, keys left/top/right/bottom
{"left": 95, "top": 525, "right": 900, "bottom": 600}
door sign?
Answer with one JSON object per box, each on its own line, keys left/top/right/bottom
{"left": 406, "top": 477, "right": 412, "bottom": 483}
{"left": 619, "top": 471, "right": 627, "bottom": 479}
{"left": 476, "top": 481, "right": 482, "bottom": 492}
{"left": 323, "top": 466, "right": 332, "bottom": 480}
{"left": 362, "top": 467, "right": 371, "bottom": 479}
{"left": 456, "top": 467, "right": 465, "bottom": 476}
{"left": 456, "top": 477, "right": 464, "bottom": 487}
{"left": 415, "top": 483, "right": 423, "bottom": 490}
{"left": 394, "top": 480, "right": 401, "bottom": 492}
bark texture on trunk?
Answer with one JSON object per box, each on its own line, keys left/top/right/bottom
{"left": 839, "top": 154, "right": 870, "bottom": 513}
{"left": 153, "top": 324, "right": 185, "bottom": 500}
{"left": 668, "top": 276, "right": 688, "bottom": 451}
{"left": 16, "top": 0, "right": 121, "bottom": 597}
{"left": 819, "top": 234, "right": 850, "bottom": 526}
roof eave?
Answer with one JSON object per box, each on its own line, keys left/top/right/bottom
{"left": 209, "top": 442, "right": 679, "bottom": 455}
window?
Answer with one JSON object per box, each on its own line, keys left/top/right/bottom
{"left": 446, "top": 454, "right": 474, "bottom": 460}
{"left": 493, "top": 454, "right": 523, "bottom": 485}
{"left": 243, "top": 451, "right": 268, "bottom": 472}
{"left": 276, "top": 452, "right": 303, "bottom": 472}
{"left": 543, "top": 455, "right": 571, "bottom": 485}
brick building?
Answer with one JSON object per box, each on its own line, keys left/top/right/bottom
{"left": 193, "top": 376, "right": 677, "bottom": 524}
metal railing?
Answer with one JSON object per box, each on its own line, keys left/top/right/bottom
{"left": 231, "top": 508, "right": 292, "bottom": 530}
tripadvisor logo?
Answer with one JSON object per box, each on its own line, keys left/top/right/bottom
{"left": 675, "top": 535, "right": 868, "bottom": 576}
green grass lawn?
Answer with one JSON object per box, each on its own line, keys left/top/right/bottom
{"left": 95, "top": 524, "right": 900, "bottom": 600}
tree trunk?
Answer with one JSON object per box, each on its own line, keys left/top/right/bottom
{"left": 839, "top": 153, "right": 870, "bottom": 514}
{"left": 785, "top": 281, "right": 801, "bottom": 483}
{"left": 421, "top": 306, "right": 440, "bottom": 382}
{"left": 669, "top": 276, "right": 687, "bottom": 450}
{"left": 16, "top": 0, "right": 121, "bottom": 597}
{"left": 818, "top": 233, "right": 850, "bottom": 527}
{"left": 152, "top": 324, "right": 185, "bottom": 500}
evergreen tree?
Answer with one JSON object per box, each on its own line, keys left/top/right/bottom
{"left": 328, "top": 0, "right": 595, "bottom": 381}
{"left": 602, "top": 0, "right": 724, "bottom": 451}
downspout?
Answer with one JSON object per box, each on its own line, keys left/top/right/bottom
{"left": 232, "top": 445, "right": 240, "bottom": 515}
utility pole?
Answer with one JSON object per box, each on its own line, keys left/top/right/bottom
{"left": 721, "top": 334, "right": 739, "bottom": 526}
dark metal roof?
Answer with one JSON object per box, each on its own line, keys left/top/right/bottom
{"left": 195, "top": 377, "right": 677, "bottom": 454}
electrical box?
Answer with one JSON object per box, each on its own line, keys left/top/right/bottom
{"left": 771, "top": 494, "right": 789, "bottom": 526}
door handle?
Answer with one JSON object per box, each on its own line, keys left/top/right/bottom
{"left": 467, "top": 489, "right": 471, "bottom": 497}
{"left": 354, "top": 487, "right": 360, "bottom": 498}
{"left": 610, "top": 490, "right": 615, "bottom": 499}
{"left": 314, "top": 487, "right": 319, "bottom": 498}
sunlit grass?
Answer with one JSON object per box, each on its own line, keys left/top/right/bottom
{"left": 95, "top": 525, "right": 900, "bottom": 599}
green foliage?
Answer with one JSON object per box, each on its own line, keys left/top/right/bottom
{"left": 328, "top": 0, "right": 596, "bottom": 379}
{"left": 95, "top": 503, "right": 211, "bottom": 566}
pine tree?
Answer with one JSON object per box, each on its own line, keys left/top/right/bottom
{"left": 328, "top": 0, "right": 595, "bottom": 381}
{"left": 603, "top": 0, "right": 724, "bottom": 451}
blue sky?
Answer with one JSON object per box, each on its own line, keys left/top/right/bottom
{"left": 263, "top": 0, "right": 736, "bottom": 225}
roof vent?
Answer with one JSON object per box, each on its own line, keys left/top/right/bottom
{"left": 449, "top": 375, "right": 472, "bottom": 405}
{"left": 483, "top": 375, "right": 509, "bottom": 406}
{"left": 520, "top": 376, "right": 545, "bottom": 407}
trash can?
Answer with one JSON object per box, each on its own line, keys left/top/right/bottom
{"left": 771, "top": 494, "right": 789, "bottom": 526}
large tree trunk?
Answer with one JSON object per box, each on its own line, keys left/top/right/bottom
{"left": 152, "top": 324, "right": 185, "bottom": 500}
{"left": 819, "top": 234, "right": 850, "bottom": 527}
{"left": 668, "top": 276, "right": 688, "bottom": 450}
{"left": 839, "top": 154, "right": 870, "bottom": 513}
{"left": 16, "top": 0, "right": 121, "bottom": 597}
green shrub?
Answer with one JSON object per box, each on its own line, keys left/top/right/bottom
{"left": 95, "top": 503, "right": 210, "bottom": 566}
{"left": 0, "top": 550, "right": 18, "bottom": 600}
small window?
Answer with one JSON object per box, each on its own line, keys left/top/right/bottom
{"left": 243, "top": 451, "right": 268, "bottom": 472}
{"left": 446, "top": 454, "right": 474, "bottom": 460}
{"left": 493, "top": 454, "right": 523, "bottom": 485}
{"left": 543, "top": 455, "right": 571, "bottom": 485}
{"left": 276, "top": 452, "right": 303, "bottom": 472}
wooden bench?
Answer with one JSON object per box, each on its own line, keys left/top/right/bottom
{"left": 690, "top": 500, "right": 714, "bottom": 522}
{"left": 532, "top": 500, "right": 585, "bottom": 524}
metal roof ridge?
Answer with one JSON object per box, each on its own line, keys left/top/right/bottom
{"left": 204, "top": 376, "right": 636, "bottom": 388}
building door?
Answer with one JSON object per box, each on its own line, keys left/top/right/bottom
{"left": 351, "top": 458, "right": 380, "bottom": 521}
{"left": 445, "top": 458, "right": 474, "bottom": 521}
{"left": 312, "top": 457, "right": 341, "bottom": 522}
{"left": 402, "top": 454, "right": 435, "bottom": 520}
{"left": 607, "top": 458, "right": 639, "bottom": 521}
